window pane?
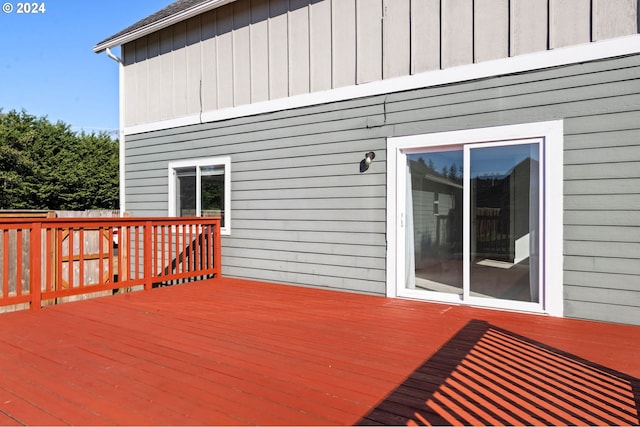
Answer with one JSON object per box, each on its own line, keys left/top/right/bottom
{"left": 201, "top": 166, "right": 225, "bottom": 226}
{"left": 176, "top": 167, "right": 196, "bottom": 217}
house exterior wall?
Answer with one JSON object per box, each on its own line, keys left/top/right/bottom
{"left": 121, "top": 0, "right": 637, "bottom": 128}
{"left": 124, "top": 52, "right": 640, "bottom": 325}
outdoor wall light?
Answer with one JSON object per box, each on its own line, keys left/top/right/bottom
{"left": 360, "top": 151, "right": 376, "bottom": 173}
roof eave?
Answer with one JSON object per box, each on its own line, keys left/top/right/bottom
{"left": 93, "top": 0, "right": 236, "bottom": 53}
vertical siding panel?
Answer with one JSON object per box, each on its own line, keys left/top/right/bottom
{"left": 233, "top": 0, "right": 252, "bottom": 106}
{"left": 147, "top": 32, "right": 162, "bottom": 123}
{"left": 269, "top": 0, "right": 289, "bottom": 99}
{"left": 173, "top": 21, "right": 188, "bottom": 117}
{"left": 357, "top": 0, "right": 382, "bottom": 84}
{"left": 159, "top": 27, "right": 174, "bottom": 121}
{"left": 474, "top": 0, "right": 509, "bottom": 62}
{"left": 201, "top": 10, "right": 218, "bottom": 112}
{"left": 332, "top": 0, "right": 356, "bottom": 88}
{"left": 289, "top": 0, "right": 310, "bottom": 96}
{"left": 550, "top": 0, "right": 591, "bottom": 48}
{"left": 309, "top": 0, "right": 332, "bottom": 91}
{"left": 186, "top": 16, "right": 202, "bottom": 116}
{"left": 135, "top": 39, "right": 148, "bottom": 125}
{"left": 123, "top": 43, "right": 137, "bottom": 127}
{"left": 411, "top": 0, "right": 440, "bottom": 73}
{"left": 122, "top": 43, "right": 135, "bottom": 66}
{"left": 217, "top": 5, "right": 234, "bottom": 108}
{"left": 441, "top": 0, "right": 473, "bottom": 68}
{"left": 511, "top": 0, "right": 548, "bottom": 55}
{"left": 593, "top": 0, "right": 637, "bottom": 41}
{"left": 382, "top": 0, "right": 410, "bottom": 78}
{"left": 250, "top": 0, "right": 270, "bottom": 103}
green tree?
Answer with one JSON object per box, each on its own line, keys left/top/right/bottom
{"left": 0, "top": 109, "right": 119, "bottom": 210}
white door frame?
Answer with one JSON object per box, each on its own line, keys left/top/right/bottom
{"left": 386, "top": 121, "right": 564, "bottom": 316}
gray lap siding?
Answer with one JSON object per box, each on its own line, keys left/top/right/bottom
{"left": 125, "top": 53, "right": 640, "bottom": 324}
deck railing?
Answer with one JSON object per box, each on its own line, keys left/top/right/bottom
{"left": 0, "top": 217, "right": 221, "bottom": 311}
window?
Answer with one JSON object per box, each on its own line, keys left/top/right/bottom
{"left": 168, "top": 157, "right": 231, "bottom": 235}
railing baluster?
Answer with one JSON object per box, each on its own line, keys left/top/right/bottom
{"left": 176, "top": 225, "right": 181, "bottom": 276}
{"left": 98, "top": 226, "right": 104, "bottom": 286}
{"left": 156, "top": 225, "right": 162, "bottom": 280}
{"left": 134, "top": 226, "right": 140, "bottom": 280}
{"left": 30, "top": 222, "right": 42, "bottom": 310}
{"left": 3, "top": 231, "right": 9, "bottom": 299}
{"left": 57, "top": 228, "right": 63, "bottom": 292}
{"left": 212, "top": 225, "right": 216, "bottom": 270}
{"left": 153, "top": 225, "right": 159, "bottom": 279}
{"left": 123, "top": 225, "right": 129, "bottom": 283}
{"left": 118, "top": 226, "right": 124, "bottom": 283}
{"left": 108, "top": 227, "right": 114, "bottom": 285}
{"left": 16, "top": 229, "right": 23, "bottom": 296}
{"left": 144, "top": 221, "right": 152, "bottom": 291}
{"left": 205, "top": 226, "right": 209, "bottom": 272}
{"left": 180, "top": 225, "right": 185, "bottom": 275}
{"left": 187, "top": 225, "right": 191, "bottom": 273}
{"left": 168, "top": 225, "right": 173, "bottom": 278}
{"left": 188, "top": 224, "right": 193, "bottom": 273}
{"left": 45, "top": 227, "right": 52, "bottom": 294}
{"left": 68, "top": 228, "right": 74, "bottom": 290}
{"left": 78, "top": 228, "right": 85, "bottom": 288}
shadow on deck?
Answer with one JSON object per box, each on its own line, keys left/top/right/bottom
{"left": 357, "top": 320, "right": 640, "bottom": 426}
{"left": 0, "top": 277, "right": 638, "bottom": 425}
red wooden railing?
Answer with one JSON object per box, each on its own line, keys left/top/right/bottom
{"left": 0, "top": 217, "right": 221, "bottom": 311}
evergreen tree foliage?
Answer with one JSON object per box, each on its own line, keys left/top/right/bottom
{"left": 0, "top": 109, "right": 119, "bottom": 210}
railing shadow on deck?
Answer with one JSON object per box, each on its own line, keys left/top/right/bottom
{"left": 0, "top": 217, "right": 221, "bottom": 312}
{"left": 357, "top": 319, "right": 640, "bottom": 426}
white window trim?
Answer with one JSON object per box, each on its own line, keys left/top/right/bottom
{"left": 386, "top": 120, "right": 564, "bottom": 317}
{"left": 168, "top": 156, "right": 231, "bottom": 235}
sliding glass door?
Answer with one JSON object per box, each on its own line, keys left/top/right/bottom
{"left": 400, "top": 139, "right": 543, "bottom": 312}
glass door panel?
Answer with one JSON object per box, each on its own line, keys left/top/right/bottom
{"left": 405, "top": 150, "right": 463, "bottom": 295}
{"left": 468, "top": 143, "right": 540, "bottom": 303}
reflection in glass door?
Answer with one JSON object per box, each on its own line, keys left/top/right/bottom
{"left": 405, "top": 150, "right": 463, "bottom": 295}
{"left": 403, "top": 141, "right": 542, "bottom": 309}
{"left": 468, "top": 143, "right": 540, "bottom": 303}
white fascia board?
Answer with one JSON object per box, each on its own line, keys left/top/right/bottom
{"left": 93, "top": 0, "right": 237, "bottom": 53}
{"left": 124, "top": 34, "right": 640, "bottom": 135}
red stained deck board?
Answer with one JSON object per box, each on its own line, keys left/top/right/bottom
{"left": 64, "top": 330, "right": 370, "bottom": 424}
{"left": 51, "top": 304, "right": 404, "bottom": 405}
{"left": 0, "top": 277, "right": 638, "bottom": 426}
{"left": 0, "top": 388, "right": 67, "bottom": 426}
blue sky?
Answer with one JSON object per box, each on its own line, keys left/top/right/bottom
{"left": 1, "top": 0, "right": 173, "bottom": 135}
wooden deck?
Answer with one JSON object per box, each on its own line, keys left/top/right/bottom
{"left": 0, "top": 277, "right": 638, "bottom": 426}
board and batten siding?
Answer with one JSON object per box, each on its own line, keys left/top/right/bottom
{"left": 122, "top": 0, "right": 638, "bottom": 128}
{"left": 125, "top": 53, "right": 640, "bottom": 325}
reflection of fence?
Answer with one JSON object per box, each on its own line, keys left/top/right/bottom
{"left": 474, "top": 208, "right": 512, "bottom": 260}
{"left": 0, "top": 217, "right": 221, "bottom": 312}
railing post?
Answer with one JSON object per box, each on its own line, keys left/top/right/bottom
{"left": 214, "top": 219, "right": 222, "bottom": 278}
{"left": 30, "top": 221, "right": 42, "bottom": 311}
{"left": 144, "top": 221, "right": 153, "bottom": 291}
